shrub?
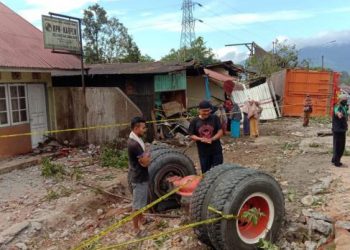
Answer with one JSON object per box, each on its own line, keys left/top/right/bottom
{"left": 100, "top": 146, "right": 128, "bottom": 169}
{"left": 41, "top": 157, "right": 65, "bottom": 178}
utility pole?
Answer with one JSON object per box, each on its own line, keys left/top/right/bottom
{"left": 225, "top": 42, "right": 256, "bottom": 56}
{"left": 180, "top": 0, "right": 201, "bottom": 50}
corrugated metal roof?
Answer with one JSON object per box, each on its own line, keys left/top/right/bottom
{"left": 52, "top": 61, "right": 197, "bottom": 76}
{"left": 204, "top": 68, "right": 244, "bottom": 90}
{"left": 87, "top": 61, "right": 196, "bottom": 75}
{"left": 0, "top": 2, "right": 80, "bottom": 70}
{"left": 204, "top": 68, "right": 234, "bottom": 82}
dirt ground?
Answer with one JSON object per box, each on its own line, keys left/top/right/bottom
{"left": 1, "top": 118, "right": 350, "bottom": 250}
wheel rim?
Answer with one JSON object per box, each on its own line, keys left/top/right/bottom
{"left": 154, "top": 164, "right": 188, "bottom": 197}
{"left": 236, "top": 192, "right": 275, "bottom": 244}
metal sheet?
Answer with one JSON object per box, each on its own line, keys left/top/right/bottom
{"left": 154, "top": 71, "right": 186, "bottom": 92}
{"left": 283, "top": 69, "right": 334, "bottom": 117}
{"left": 232, "top": 82, "right": 279, "bottom": 120}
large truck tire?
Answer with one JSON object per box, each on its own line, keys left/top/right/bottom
{"left": 150, "top": 144, "right": 172, "bottom": 152}
{"left": 127, "top": 148, "right": 179, "bottom": 194}
{"left": 148, "top": 150, "right": 196, "bottom": 200}
{"left": 207, "top": 167, "right": 284, "bottom": 250}
{"left": 128, "top": 148, "right": 196, "bottom": 211}
{"left": 190, "top": 164, "right": 243, "bottom": 246}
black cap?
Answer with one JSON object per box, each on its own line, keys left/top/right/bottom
{"left": 198, "top": 100, "right": 211, "bottom": 109}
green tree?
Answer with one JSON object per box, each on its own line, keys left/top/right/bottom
{"left": 161, "top": 37, "right": 218, "bottom": 65}
{"left": 247, "top": 40, "right": 298, "bottom": 77}
{"left": 139, "top": 54, "right": 155, "bottom": 62}
{"left": 340, "top": 71, "right": 350, "bottom": 85}
{"left": 83, "top": 4, "right": 141, "bottom": 63}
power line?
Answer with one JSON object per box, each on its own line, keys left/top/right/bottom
{"left": 110, "top": 3, "right": 180, "bottom": 16}
{"left": 198, "top": 5, "right": 261, "bottom": 39}
{"left": 198, "top": 21, "right": 246, "bottom": 44}
{"left": 219, "top": 0, "right": 279, "bottom": 36}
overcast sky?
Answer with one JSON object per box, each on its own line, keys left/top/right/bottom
{"left": 2, "top": 0, "right": 350, "bottom": 62}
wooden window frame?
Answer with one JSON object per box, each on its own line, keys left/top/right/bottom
{"left": 0, "top": 84, "right": 10, "bottom": 127}
{"left": 8, "top": 84, "right": 29, "bottom": 125}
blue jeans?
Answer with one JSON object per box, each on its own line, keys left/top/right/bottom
{"left": 199, "top": 152, "right": 223, "bottom": 173}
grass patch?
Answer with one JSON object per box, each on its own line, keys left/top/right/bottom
{"left": 311, "top": 195, "right": 326, "bottom": 207}
{"left": 70, "top": 167, "right": 83, "bottom": 181}
{"left": 59, "top": 186, "right": 73, "bottom": 197}
{"left": 154, "top": 235, "right": 169, "bottom": 247}
{"left": 100, "top": 146, "right": 128, "bottom": 169}
{"left": 282, "top": 142, "right": 298, "bottom": 150}
{"left": 45, "top": 186, "right": 73, "bottom": 201}
{"left": 287, "top": 189, "right": 297, "bottom": 202}
{"left": 41, "top": 157, "right": 65, "bottom": 179}
{"left": 258, "top": 239, "right": 279, "bottom": 250}
{"left": 45, "top": 189, "right": 60, "bottom": 201}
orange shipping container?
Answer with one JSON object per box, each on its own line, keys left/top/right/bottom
{"left": 281, "top": 69, "right": 339, "bottom": 117}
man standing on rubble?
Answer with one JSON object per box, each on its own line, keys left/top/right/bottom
{"left": 332, "top": 94, "right": 349, "bottom": 168}
{"left": 127, "top": 117, "right": 151, "bottom": 233}
{"left": 189, "top": 100, "right": 224, "bottom": 173}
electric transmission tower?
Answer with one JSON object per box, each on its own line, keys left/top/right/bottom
{"left": 180, "top": 0, "right": 201, "bottom": 50}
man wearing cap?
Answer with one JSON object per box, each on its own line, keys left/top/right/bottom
{"left": 189, "top": 100, "right": 224, "bottom": 173}
{"left": 332, "top": 94, "right": 349, "bottom": 167}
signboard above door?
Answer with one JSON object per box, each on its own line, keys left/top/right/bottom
{"left": 42, "top": 15, "right": 80, "bottom": 53}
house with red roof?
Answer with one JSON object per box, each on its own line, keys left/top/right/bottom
{"left": 0, "top": 2, "right": 80, "bottom": 158}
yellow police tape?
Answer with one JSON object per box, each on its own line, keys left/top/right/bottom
{"left": 72, "top": 176, "right": 200, "bottom": 250}
{"left": 0, "top": 117, "right": 188, "bottom": 139}
{"left": 0, "top": 103, "right": 306, "bottom": 139}
{"left": 97, "top": 215, "right": 230, "bottom": 250}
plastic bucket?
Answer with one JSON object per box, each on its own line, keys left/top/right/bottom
{"left": 230, "top": 120, "right": 240, "bottom": 138}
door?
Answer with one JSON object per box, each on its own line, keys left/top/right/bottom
{"left": 28, "top": 84, "right": 48, "bottom": 148}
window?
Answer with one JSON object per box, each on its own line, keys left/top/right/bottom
{"left": 0, "top": 84, "right": 29, "bottom": 127}
{"left": 0, "top": 85, "right": 9, "bottom": 126}
{"left": 9, "top": 85, "right": 28, "bottom": 124}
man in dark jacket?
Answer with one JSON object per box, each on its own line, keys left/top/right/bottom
{"left": 332, "top": 94, "right": 349, "bottom": 167}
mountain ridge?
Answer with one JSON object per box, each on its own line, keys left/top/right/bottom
{"left": 298, "top": 43, "right": 350, "bottom": 73}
